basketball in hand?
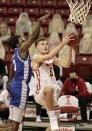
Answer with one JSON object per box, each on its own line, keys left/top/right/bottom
{"left": 67, "top": 32, "right": 79, "bottom": 47}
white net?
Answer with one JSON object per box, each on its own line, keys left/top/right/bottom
{"left": 66, "top": 0, "right": 92, "bottom": 25}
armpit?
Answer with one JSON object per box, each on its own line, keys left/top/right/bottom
{"left": 31, "top": 60, "right": 39, "bottom": 71}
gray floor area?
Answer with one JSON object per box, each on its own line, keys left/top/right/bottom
{"left": 22, "top": 101, "right": 92, "bottom": 131}
{"left": 22, "top": 118, "right": 92, "bottom": 131}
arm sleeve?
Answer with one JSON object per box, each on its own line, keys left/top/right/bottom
{"left": 75, "top": 78, "right": 88, "bottom": 98}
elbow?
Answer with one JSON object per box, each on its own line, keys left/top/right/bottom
{"left": 63, "top": 63, "right": 71, "bottom": 68}
{"left": 65, "top": 64, "right": 71, "bottom": 68}
{"left": 49, "top": 53, "right": 56, "bottom": 60}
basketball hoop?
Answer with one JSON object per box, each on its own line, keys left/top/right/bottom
{"left": 66, "top": 0, "right": 92, "bottom": 25}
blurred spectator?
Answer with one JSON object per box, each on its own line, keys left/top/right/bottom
{"left": 29, "top": 22, "right": 44, "bottom": 57}
{"left": 48, "top": 14, "right": 64, "bottom": 34}
{"left": 0, "top": 22, "right": 11, "bottom": 60}
{"left": 79, "top": 35, "right": 92, "bottom": 54}
{"left": 80, "top": 15, "right": 92, "bottom": 54}
{"left": 48, "top": 14, "right": 64, "bottom": 51}
{"left": 59, "top": 45, "right": 76, "bottom": 64}
{"left": 63, "top": 23, "right": 78, "bottom": 36}
{"left": 32, "top": 22, "right": 44, "bottom": 37}
{"left": 59, "top": 23, "right": 78, "bottom": 64}
{"left": 0, "top": 89, "right": 10, "bottom": 120}
{"left": 15, "top": 12, "right": 32, "bottom": 36}
{"left": 61, "top": 71, "right": 91, "bottom": 123}
{"left": 82, "top": 15, "right": 92, "bottom": 37}
{"left": 0, "top": 58, "right": 8, "bottom": 90}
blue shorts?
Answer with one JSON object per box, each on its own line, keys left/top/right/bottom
{"left": 9, "top": 80, "right": 30, "bottom": 109}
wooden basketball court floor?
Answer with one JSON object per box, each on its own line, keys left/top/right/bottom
{"left": 22, "top": 118, "right": 92, "bottom": 131}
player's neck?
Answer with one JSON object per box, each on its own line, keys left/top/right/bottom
{"left": 38, "top": 51, "right": 47, "bottom": 55}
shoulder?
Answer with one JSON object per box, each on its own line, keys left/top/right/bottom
{"left": 64, "top": 78, "right": 70, "bottom": 84}
{"left": 32, "top": 54, "right": 43, "bottom": 61}
{"left": 65, "top": 78, "right": 70, "bottom": 82}
{"left": 78, "top": 77, "right": 85, "bottom": 82}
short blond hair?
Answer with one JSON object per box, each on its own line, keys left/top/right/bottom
{"left": 35, "top": 37, "right": 47, "bottom": 47}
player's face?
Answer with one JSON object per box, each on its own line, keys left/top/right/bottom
{"left": 37, "top": 40, "right": 48, "bottom": 54}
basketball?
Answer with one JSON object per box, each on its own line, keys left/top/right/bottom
{"left": 67, "top": 32, "right": 79, "bottom": 47}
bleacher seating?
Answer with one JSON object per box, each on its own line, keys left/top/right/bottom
{"left": 42, "top": 26, "right": 48, "bottom": 36}
{"left": 55, "top": 8, "right": 70, "bottom": 17}
{"left": 0, "top": 0, "right": 10, "bottom": 7}
{"left": 0, "top": 7, "right": 7, "bottom": 16}
{"left": 39, "top": 8, "right": 54, "bottom": 16}
{"left": 8, "top": 7, "right": 23, "bottom": 16}
{"left": 29, "top": 16, "right": 36, "bottom": 23}
{"left": 24, "top": 8, "right": 39, "bottom": 17}
{"left": 0, "top": 0, "right": 83, "bottom": 38}
{"left": 11, "top": 0, "right": 25, "bottom": 7}
{"left": 57, "top": 0, "right": 68, "bottom": 8}
{"left": 5, "top": 49, "right": 14, "bottom": 74}
{"left": 4, "top": 16, "right": 17, "bottom": 25}
{"left": 9, "top": 25, "right": 15, "bottom": 35}
{"left": 41, "top": 17, "right": 51, "bottom": 26}
{"left": 0, "top": 16, "right": 3, "bottom": 21}
{"left": 0, "top": 1, "right": 92, "bottom": 130}
{"left": 0, "top": 0, "right": 91, "bottom": 79}
{"left": 62, "top": 63, "right": 75, "bottom": 78}
{"left": 42, "top": 0, "right": 57, "bottom": 8}
{"left": 76, "top": 54, "right": 92, "bottom": 78}
{"left": 26, "top": 0, "right": 42, "bottom": 8}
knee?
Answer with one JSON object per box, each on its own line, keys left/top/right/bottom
{"left": 43, "top": 86, "right": 54, "bottom": 95}
{"left": 3, "top": 75, "right": 8, "bottom": 82}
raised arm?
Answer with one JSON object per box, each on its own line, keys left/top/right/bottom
{"left": 19, "top": 13, "right": 50, "bottom": 53}
{"left": 34, "top": 32, "right": 74, "bottom": 63}
{"left": 32, "top": 32, "right": 74, "bottom": 71}
{"left": 53, "top": 47, "right": 72, "bottom": 68}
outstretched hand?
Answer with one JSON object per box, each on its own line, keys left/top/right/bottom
{"left": 62, "top": 32, "right": 75, "bottom": 46}
{"left": 38, "top": 12, "right": 50, "bottom": 23}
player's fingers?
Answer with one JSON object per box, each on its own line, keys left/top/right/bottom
{"left": 64, "top": 32, "right": 72, "bottom": 38}
{"left": 66, "top": 32, "right": 74, "bottom": 36}
{"left": 66, "top": 33, "right": 75, "bottom": 39}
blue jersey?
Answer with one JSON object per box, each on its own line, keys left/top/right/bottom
{"left": 12, "top": 48, "right": 32, "bottom": 83}
{"left": 9, "top": 48, "right": 32, "bottom": 109}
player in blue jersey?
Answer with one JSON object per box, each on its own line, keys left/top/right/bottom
{"left": 6, "top": 13, "right": 50, "bottom": 131}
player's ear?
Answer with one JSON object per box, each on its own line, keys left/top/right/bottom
{"left": 36, "top": 43, "right": 39, "bottom": 48}
{"left": 16, "top": 42, "right": 20, "bottom": 47}
{"left": 16, "top": 43, "right": 18, "bottom": 47}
